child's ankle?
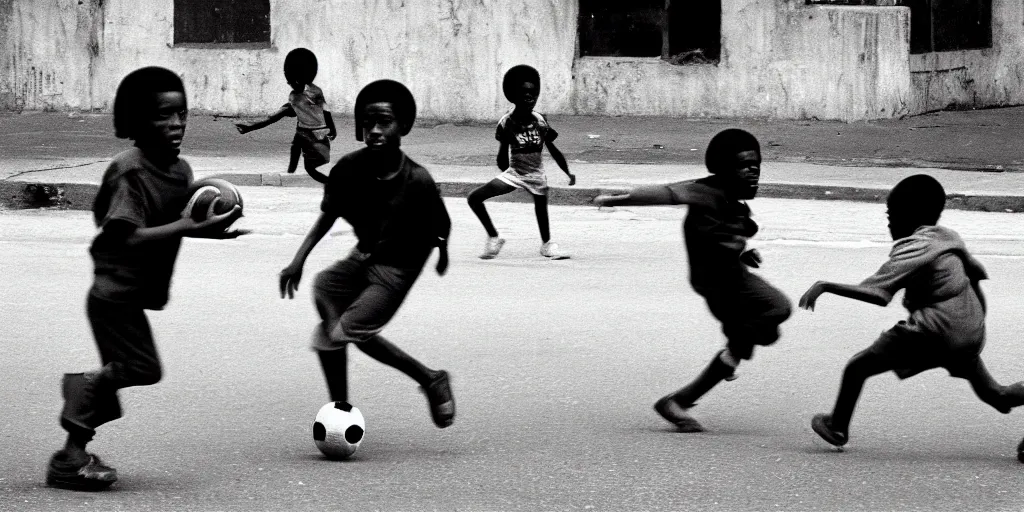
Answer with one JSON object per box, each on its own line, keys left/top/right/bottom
{"left": 60, "top": 443, "right": 90, "bottom": 465}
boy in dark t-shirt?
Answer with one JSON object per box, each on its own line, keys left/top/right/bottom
{"left": 800, "top": 174, "right": 1024, "bottom": 450}
{"left": 48, "top": 67, "right": 243, "bottom": 491}
{"left": 595, "top": 129, "right": 792, "bottom": 433}
{"left": 279, "top": 79, "right": 455, "bottom": 429}
{"left": 235, "top": 48, "right": 337, "bottom": 183}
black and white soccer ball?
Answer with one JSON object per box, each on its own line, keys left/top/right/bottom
{"left": 313, "top": 401, "right": 365, "bottom": 460}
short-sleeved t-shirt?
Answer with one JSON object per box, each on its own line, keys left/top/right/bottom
{"left": 859, "top": 225, "right": 987, "bottom": 346}
{"left": 495, "top": 109, "right": 558, "bottom": 176}
{"left": 665, "top": 175, "right": 758, "bottom": 293}
{"left": 321, "top": 148, "right": 451, "bottom": 270}
{"left": 89, "top": 147, "right": 194, "bottom": 309}
{"left": 289, "top": 83, "right": 328, "bottom": 130}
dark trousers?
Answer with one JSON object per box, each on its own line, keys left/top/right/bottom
{"left": 61, "top": 295, "right": 163, "bottom": 435}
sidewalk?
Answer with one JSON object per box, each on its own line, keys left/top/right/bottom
{"left": 2, "top": 107, "right": 1024, "bottom": 211}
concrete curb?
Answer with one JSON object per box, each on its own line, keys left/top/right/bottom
{"left": 3, "top": 174, "right": 1024, "bottom": 213}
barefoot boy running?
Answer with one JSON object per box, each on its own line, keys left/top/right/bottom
{"left": 467, "top": 64, "right": 576, "bottom": 260}
{"left": 279, "top": 79, "right": 455, "bottom": 428}
{"left": 595, "top": 129, "right": 791, "bottom": 432}
{"left": 48, "top": 67, "right": 243, "bottom": 491}
{"left": 235, "top": 48, "right": 337, "bottom": 183}
{"left": 800, "top": 174, "right": 1024, "bottom": 449}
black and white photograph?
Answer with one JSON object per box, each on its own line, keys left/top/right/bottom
{"left": 2, "top": 0, "right": 1024, "bottom": 510}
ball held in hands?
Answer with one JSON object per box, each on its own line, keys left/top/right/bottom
{"left": 182, "top": 178, "right": 244, "bottom": 228}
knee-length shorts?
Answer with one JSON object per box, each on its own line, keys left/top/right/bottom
{"left": 310, "top": 250, "right": 422, "bottom": 351}
{"left": 293, "top": 128, "right": 331, "bottom": 169}
{"left": 698, "top": 272, "right": 793, "bottom": 361}
{"left": 866, "top": 320, "right": 985, "bottom": 380}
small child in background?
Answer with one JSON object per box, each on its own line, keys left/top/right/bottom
{"left": 595, "top": 129, "right": 792, "bottom": 433}
{"left": 800, "top": 174, "right": 1024, "bottom": 450}
{"left": 467, "top": 64, "right": 576, "bottom": 260}
{"left": 48, "top": 67, "right": 243, "bottom": 491}
{"left": 279, "top": 79, "right": 455, "bottom": 429}
{"left": 235, "top": 48, "right": 337, "bottom": 183}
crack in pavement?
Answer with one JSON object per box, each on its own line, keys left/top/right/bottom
{"left": 2, "top": 160, "right": 108, "bottom": 181}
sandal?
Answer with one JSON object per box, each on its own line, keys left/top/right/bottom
{"left": 46, "top": 452, "right": 117, "bottom": 491}
{"left": 654, "top": 396, "right": 705, "bottom": 433}
{"left": 811, "top": 413, "right": 849, "bottom": 447}
{"left": 421, "top": 370, "right": 455, "bottom": 428}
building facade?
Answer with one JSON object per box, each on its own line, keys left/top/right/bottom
{"left": 1, "top": 0, "right": 1021, "bottom": 121}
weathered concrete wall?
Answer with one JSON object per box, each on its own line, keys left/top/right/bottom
{"left": 2, "top": 0, "right": 1016, "bottom": 121}
{"left": 0, "top": 0, "right": 100, "bottom": 110}
{"left": 572, "top": 2, "right": 912, "bottom": 120}
{"left": 909, "top": 0, "right": 1024, "bottom": 113}
{"left": 89, "top": 0, "right": 577, "bottom": 121}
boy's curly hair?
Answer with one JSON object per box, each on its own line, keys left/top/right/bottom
{"left": 502, "top": 65, "right": 540, "bottom": 103}
{"left": 353, "top": 79, "right": 417, "bottom": 141}
{"left": 113, "top": 67, "right": 186, "bottom": 140}
{"left": 284, "top": 48, "right": 318, "bottom": 85}
{"left": 887, "top": 174, "right": 946, "bottom": 226}
{"left": 705, "top": 129, "right": 760, "bottom": 174}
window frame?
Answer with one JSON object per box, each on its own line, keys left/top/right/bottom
{"left": 172, "top": 0, "right": 272, "bottom": 48}
{"left": 577, "top": 0, "right": 721, "bottom": 65}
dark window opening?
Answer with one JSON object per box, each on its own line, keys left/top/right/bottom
{"left": 904, "top": 0, "right": 991, "bottom": 53}
{"left": 578, "top": 0, "right": 721, "bottom": 64}
{"left": 174, "top": 0, "right": 271, "bottom": 45}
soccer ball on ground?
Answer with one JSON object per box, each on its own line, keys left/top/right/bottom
{"left": 313, "top": 401, "right": 365, "bottom": 460}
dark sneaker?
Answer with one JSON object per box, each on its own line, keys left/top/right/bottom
{"left": 46, "top": 452, "right": 117, "bottom": 491}
{"left": 811, "top": 413, "right": 849, "bottom": 447}
{"left": 421, "top": 370, "right": 455, "bottom": 428}
{"left": 654, "top": 396, "right": 705, "bottom": 433}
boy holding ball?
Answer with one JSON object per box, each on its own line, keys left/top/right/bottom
{"left": 48, "top": 67, "right": 243, "bottom": 491}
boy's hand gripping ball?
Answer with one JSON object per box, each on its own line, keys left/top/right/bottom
{"left": 313, "top": 401, "right": 365, "bottom": 460}
{"left": 182, "top": 178, "right": 244, "bottom": 224}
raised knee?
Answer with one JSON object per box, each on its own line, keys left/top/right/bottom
{"left": 330, "top": 319, "right": 376, "bottom": 344}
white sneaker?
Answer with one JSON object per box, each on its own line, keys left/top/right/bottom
{"left": 540, "top": 241, "right": 570, "bottom": 260}
{"left": 480, "top": 237, "right": 505, "bottom": 259}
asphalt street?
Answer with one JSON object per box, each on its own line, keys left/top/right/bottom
{"left": 2, "top": 188, "right": 1024, "bottom": 511}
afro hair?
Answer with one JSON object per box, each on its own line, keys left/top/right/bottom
{"left": 502, "top": 64, "right": 541, "bottom": 103}
{"left": 705, "top": 129, "right": 761, "bottom": 174}
{"left": 112, "top": 66, "right": 186, "bottom": 140}
{"left": 887, "top": 174, "right": 946, "bottom": 226}
{"left": 353, "top": 79, "right": 417, "bottom": 141}
{"left": 284, "top": 48, "right": 318, "bottom": 85}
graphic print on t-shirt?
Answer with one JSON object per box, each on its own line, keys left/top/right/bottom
{"left": 512, "top": 124, "right": 543, "bottom": 153}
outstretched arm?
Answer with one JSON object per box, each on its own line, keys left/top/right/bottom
{"left": 799, "top": 281, "right": 892, "bottom": 311}
{"left": 594, "top": 185, "right": 675, "bottom": 207}
{"left": 236, "top": 105, "right": 294, "bottom": 134}
{"left": 545, "top": 140, "right": 575, "bottom": 186}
